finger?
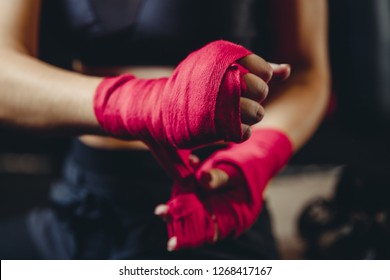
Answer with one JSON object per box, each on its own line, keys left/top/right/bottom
{"left": 200, "top": 168, "right": 230, "bottom": 190}
{"left": 154, "top": 204, "right": 170, "bottom": 221}
{"left": 167, "top": 236, "right": 178, "bottom": 252}
{"left": 238, "top": 54, "right": 273, "bottom": 83}
{"left": 242, "top": 73, "right": 269, "bottom": 103}
{"left": 270, "top": 63, "right": 291, "bottom": 81}
{"left": 241, "top": 124, "right": 252, "bottom": 141}
{"left": 188, "top": 154, "right": 200, "bottom": 169}
{"left": 240, "top": 97, "right": 264, "bottom": 125}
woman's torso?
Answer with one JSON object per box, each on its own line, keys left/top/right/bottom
{"left": 40, "top": 0, "right": 269, "bottom": 150}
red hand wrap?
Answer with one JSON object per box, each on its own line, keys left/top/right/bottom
{"left": 167, "top": 192, "right": 216, "bottom": 248}
{"left": 94, "top": 40, "right": 251, "bottom": 146}
{"left": 166, "top": 129, "right": 293, "bottom": 249}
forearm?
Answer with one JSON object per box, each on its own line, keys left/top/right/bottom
{"left": 256, "top": 68, "right": 330, "bottom": 151}
{"left": 0, "top": 48, "right": 103, "bottom": 135}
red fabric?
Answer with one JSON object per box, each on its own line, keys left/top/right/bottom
{"left": 94, "top": 40, "right": 251, "bottom": 178}
{"left": 94, "top": 40, "right": 292, "bottom": 249}
{"left": 166, "top": 129, "right": 293, "bottom": 249}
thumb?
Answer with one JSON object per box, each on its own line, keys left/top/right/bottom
{"left": 199, "top": 168, "right": 230, "bottom": 190}
{"left": 269, "top": 63, "right": 291, "bottom": 81}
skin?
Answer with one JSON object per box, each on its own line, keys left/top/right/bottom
{"left": 156, "top": 0, "right": 331, "bottom": 250}
{"left": 195, "top": 0, "right": 331, "bottom": 189}
{"left": 0, "top": 0, "right": 330, "bottom": 252}
{"left": 0, "top": 0, "right": 273, "bottom": 138}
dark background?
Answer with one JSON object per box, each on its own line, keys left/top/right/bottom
{"left": 1, "top": 0, "right": 390, "bottom": 239}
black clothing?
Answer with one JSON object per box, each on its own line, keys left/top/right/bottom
{"left": 0, "top": 0, "right": 280, "bottom": 260}
{"left": 1, "top": 140, "right": 279, "bottom": 260}
{"left": 40, "top": 0, "right": 270, "bottom": 66}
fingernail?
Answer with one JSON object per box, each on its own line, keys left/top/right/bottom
{"left": 154, "top": 206, "right": 161, "bottom": 215}
{"left": 189, "top": 155, "right": 199, "bottom": 164}
{"left": 242, "top": 126, "right": 252, "bottom": 140}
{"left": 154, "top": 204, "right": 167, "bottom": 215}
{"left": 270, "top": 63, "right": 289, "bottom": 70}
{"left": 256, "top": 109, "right": 263, "bottom": 122}
{"left": 269, "top": 63, "right": 281, "bottom": 70}
{"left": 167, "top": 237, "right": 177, "bottom": 252}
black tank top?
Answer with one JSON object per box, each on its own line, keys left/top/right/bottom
{"left": 39, "top": 0, "right": 270, "bottom": 66}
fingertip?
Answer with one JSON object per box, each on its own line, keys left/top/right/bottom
{"left": 241, "top": 125, "right": 252, "bottom": 141}
{"left": 279, "top": 64, "right": 291, "bottom": 80}
{"left": 167, "top": 237, "right": 177, "bottom": 252}
{"left": 204, "top": 169, "right": 229, "bottom": 190}
{"left": 269, "top": 62, "right": 290, "bottom": 70}
{"left": 256, "top": 105, "right": 265, "bottom": 123}
{"left": 207, "top": 171, "right": 219, "bottom": 189}
{"left": 208, "top": 171, "right": 222, "bottom": 189}
{"left": 188, "top": 154, "right": 200, "bottom": 168}
{"left": 154, "top": 204, "right": 169, "bottom": 216}
{"left": 270, "top": 63, "right": 291, "bottom": 81}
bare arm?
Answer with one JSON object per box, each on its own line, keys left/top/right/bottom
{"left": 0, "top": 0, "right": 103, "bottom": 134}
{"left": 0, "top": 1, "right": 274, "bottom": 139}
{"left": 256, "top": 0, "right": 331, "bottom": 151}
{"left": 186, "top": 0, "right": 331, "bottom": 189}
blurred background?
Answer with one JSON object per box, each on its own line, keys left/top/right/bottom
{"left": 1, "top": 0, "right": 390, "bottom": 259}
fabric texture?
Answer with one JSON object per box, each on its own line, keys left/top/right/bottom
{"left": 94, "top": 40, "right": 251, "bottom": 179}
{"left": 0, "top": 140, "right": 280, "bottom": 260}
{"left": 166, "top": 129, "right": 293, "bottom": 249}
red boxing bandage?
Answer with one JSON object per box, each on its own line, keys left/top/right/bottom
{"left": 166, "top": 129, "right": 293, "bottom": 249}
{"left": 94, "top": 41, "right": 251, "bottom": 178}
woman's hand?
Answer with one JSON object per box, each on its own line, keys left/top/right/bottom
{"left": 94, "top": 41, "right": 291, "bottom": 148}
{"left": 153, "top": 61, "right": 291, "bottom": 251}
{"left": 155, "top": 129, "right": 293, "bottom": 251}
{"left": 237, "top": 56, "right": 291, "bottom": 139}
